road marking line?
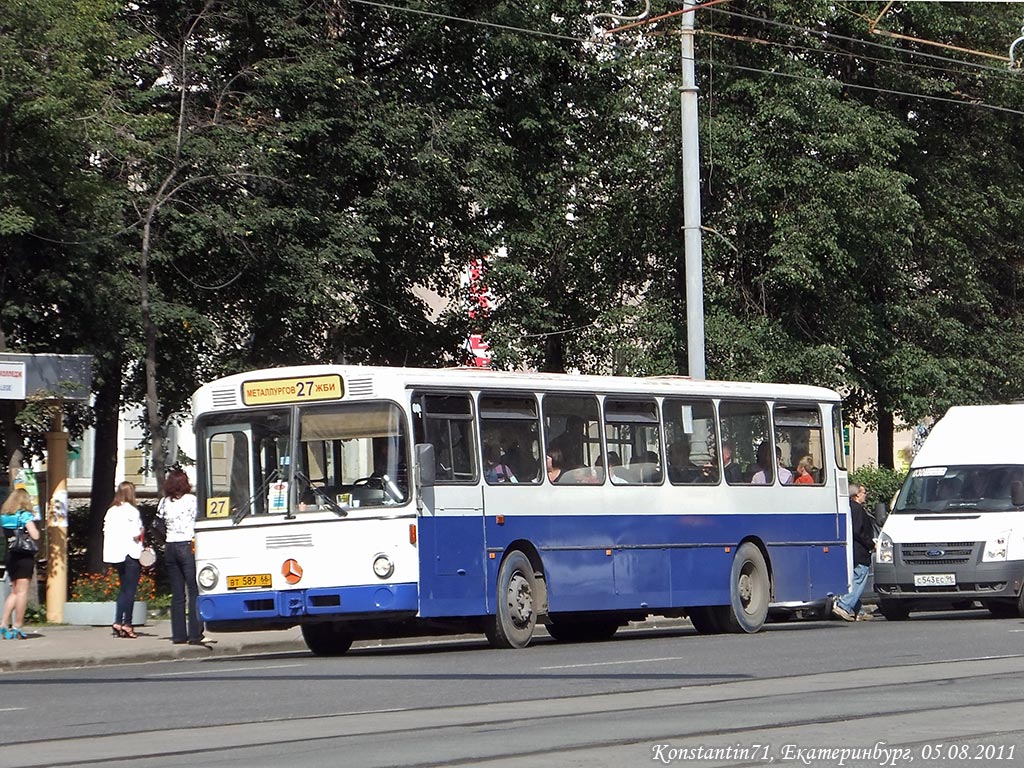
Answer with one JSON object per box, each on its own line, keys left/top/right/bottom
{"left": 539, "top": 656, "right": 686, "bottom": 670}
{"left": 146, "top": 663, "right": 306, "bottom": 677}
{"left": 0, "top": 707, "right": 24, "bottom": 712}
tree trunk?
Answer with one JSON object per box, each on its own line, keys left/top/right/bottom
{"left": 86, "top": 355, "right": 122, "bottom": 573}
{"left": 541, "top": 334, "right": 565, "bottom": 374}
{"left": 877, "top": 409, "right": 895, "bottom": 469}
{"left": 140, "top": 213, "right": 166, "bottom": 494}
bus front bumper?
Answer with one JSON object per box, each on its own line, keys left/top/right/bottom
{"left": 198, "top": 582, "right": 420, "bottom": 624}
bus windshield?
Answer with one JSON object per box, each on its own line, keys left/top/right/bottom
{"left": 198, "top": 402, "right": 409, "bottom": 520}
{"left": 295, "top": 401, "right": 409, "bottom": 510}
{"left": 199, "top": 409, "right": 292, "bottom": 520}
{"left": 894, "top": 464, "right": 1024, "bottom": 514}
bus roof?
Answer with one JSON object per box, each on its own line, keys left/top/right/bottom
{"left": 192, "top": 364, "right": 840, "bottom": 416}
{"left": 913, "top": 404, "right": 1024, "bottom": 468}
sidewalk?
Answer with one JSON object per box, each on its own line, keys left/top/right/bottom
{"left": 0, "top": 620, "right": 309, "bottom": 673}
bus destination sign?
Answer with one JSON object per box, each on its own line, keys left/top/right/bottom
{"left": 241, "top": 374, "right": 345, "bottom": 406}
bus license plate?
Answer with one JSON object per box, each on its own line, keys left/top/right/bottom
{"left": 227, "top": 573, "right": 272, "bottom": 589}
{"left": 914, "top": 573, "right": 956, "bottom": 587}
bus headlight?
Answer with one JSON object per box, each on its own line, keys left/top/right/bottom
{"left": 372, "top": 554, "right": 394, "bottom": 579}
{"left": 983, "top": 531, "right": 1011, "bottom": 562}
{"left": 876, "top": 533, "right": 894, "bottom": 564}
{"left": 198, "top": 565, "right": 219, "bottom": 590}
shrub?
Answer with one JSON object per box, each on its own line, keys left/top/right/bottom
{"left": 70, "top": 569, "right": 156, "bottom": 603}
{"left": 850, "top": 463, "right": 906, "bottom": 511}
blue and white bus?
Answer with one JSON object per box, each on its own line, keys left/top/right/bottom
{"left": 191, "top": 365, "right": 851, "bottom": 654}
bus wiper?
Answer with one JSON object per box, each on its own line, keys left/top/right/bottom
{"left": 232, "top": 468, "right": 280, "bottom": 525}
{"left": 294, "top": 470, "right": 348, "bottom": 518}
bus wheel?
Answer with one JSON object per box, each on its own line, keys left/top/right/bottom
{"left": 301, "top": 622, "right": 354, "bottom": 656}
{"left": 688, "top": 607, "right": 724, "bottom": 635}
{"left": 485, "top": 550, "right": 538, "bottom": 649}
{"left": 723, "top": 543, "right": 770, "bottom": 633}
{"left": 877, "top": 599, "right": 911, "bottom": 621}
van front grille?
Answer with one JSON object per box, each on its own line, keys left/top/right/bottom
{"left": 900, "top": 541, "right": 976, "bottom": 566}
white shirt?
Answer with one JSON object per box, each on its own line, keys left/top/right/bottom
{"left": 158, "top": 494, "right": 198, "bottom": 542}
{"left": 102, "top": 503, "right": 143, "bottom": 563}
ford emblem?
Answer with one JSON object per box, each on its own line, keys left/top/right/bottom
{"left": 926, "top": 548, "right": 945, "bottom": 558}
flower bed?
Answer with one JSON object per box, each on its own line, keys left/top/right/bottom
{"left": 70, "top": 569, "right": 156, "bottom": 603}
{"left": 63, "top": 569, "right": 157, "bottom": 626}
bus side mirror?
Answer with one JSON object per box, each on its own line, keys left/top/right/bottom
{"left": 874, "top": 501, "right": 889, "bottom": 528}
{"left": 415, "top": 443, "right": 436, "bottom": 488}
{"left": 1012, "top": 481, "right": 1024, "bottom": 508}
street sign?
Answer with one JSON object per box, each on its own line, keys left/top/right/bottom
{"left": 0, "top": 361, "right": 26, "bottom": 400}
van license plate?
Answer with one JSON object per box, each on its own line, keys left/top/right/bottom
{"left": 227, "top": 573, "right": 272, "bottom": 589}
{"left": 914, "top": 573, "right": 955, "bottom": 587}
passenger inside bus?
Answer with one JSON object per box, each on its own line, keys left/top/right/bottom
{"left": 484, "top": 443, "right": 518, "bottom": 484}
{"left": 546, "top": 448, "right": 565, "bottom": 483}
{"left": 668, "top": 438, "right": 702, "bottom": 483}
{"left": 548, "top": 415, "right": 587, "bottom": 471}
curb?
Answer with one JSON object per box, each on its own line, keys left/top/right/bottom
{"left": 0, "top": 637, "right": 309, "bottom": 673}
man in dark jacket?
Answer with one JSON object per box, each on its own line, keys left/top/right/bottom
{"left": 832, "top": 483, "right": 875, "bottom": 621}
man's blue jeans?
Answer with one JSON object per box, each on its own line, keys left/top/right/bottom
{"left": 837, "top": 563, "right": 870, "bottom": 615}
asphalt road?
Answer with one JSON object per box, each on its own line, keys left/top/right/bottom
{"left": 3, "top": 610, "right": 1024, "bottom": 768}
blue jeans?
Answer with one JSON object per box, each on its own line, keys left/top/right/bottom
{"left": 114, "top": 556, "right": 141, "bottom": 626}
{"left": 165, "top": 541, "right": 203, "bottom": 642}
{"left": 837, "top": 563, "right": 870, "bottom": 615}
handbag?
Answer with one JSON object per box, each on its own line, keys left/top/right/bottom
{"left": 139, "top": 546, "right": 156, "bottom": 568}
{"left": 11, "top": 526, "right": 38, "bottom": 554}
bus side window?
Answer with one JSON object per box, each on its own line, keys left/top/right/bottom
{"left": 603, "top": 399, "right": 661, "bottom": 486}
{"left": 719, "top": 400, "right": 771, "bottom": 486}
{"left": 543, "top": 394, "right": 602, "bottom": 485}
{"left": 664, "top": 398, "right": 718, "bottom": 485}
{"left": 479, "top": 393, "right": 542, "bottom": 485}
{"left": 412, "top": 393, "right": 478, "bottom": 484}
{"left": 774, "top": 404, "right": 826, "bottom": 486}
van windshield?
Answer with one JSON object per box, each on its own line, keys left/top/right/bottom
{"left": 894, "top": 465, "right": 1024, "bottom": 514}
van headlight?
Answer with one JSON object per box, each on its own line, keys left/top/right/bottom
{"left": 983, "top": 531, "right": 1010, "bottom": 562}
{"left": 198, "top": 565, "right": 219, "bottom": 590}
{"left": 876, "top": 533, "right": 894, "bottom": 564}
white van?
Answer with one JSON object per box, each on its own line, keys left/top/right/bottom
{"left": 873, "top": 404, "right": 1024, "bottom": 620}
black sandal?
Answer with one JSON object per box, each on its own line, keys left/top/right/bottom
{"left": 112, "top": 624, "right": 125, "bottom": 637}
{"left": 121, "top": 626, "right": 138, "bottom": 639}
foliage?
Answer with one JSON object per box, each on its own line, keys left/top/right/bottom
{"left": 3, "top": 0, "right": 1024, "bottom": 568}
{"left": 850, "top": 463, "right": 907, "bottom": 512}
{"left": 69, "top": 568, "right": 156, "bottom": 603}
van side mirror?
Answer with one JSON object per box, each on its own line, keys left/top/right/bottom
{"left": 415, "top": 443, "right": 436, "bottom": 488}
{"left": 1012, "top": 481, "right": 1024, "bottom": 508}
{"left": 873, "top": 501, "right": 889, "bottom": 528}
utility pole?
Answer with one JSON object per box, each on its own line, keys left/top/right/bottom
{"left": 45, "top": 407, "right": 69, "bottom": 623}
{"left": 680, "top": 0, "right": 706, "bottom": 380}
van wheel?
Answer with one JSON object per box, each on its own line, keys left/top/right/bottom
{"left": 301, "top": 623, "right": 353, "bottom": 656}
{"left": 485, "top": 550, "right": 538, "bottom": 649}
{"left": 984, "top": 599, "right": 1019, "bottom": 619}
{"left": 721, "top": 543, "right": 770, "bottom": 633}
{"left": 877, "top": 599, "right": 911, "bottom": 621}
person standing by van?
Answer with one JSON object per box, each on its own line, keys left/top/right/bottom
{"left": 832, "top": 483, "right": 874, "bottom": 621}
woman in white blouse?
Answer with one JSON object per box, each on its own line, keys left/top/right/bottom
{"left": 157, "top": 469, "right": 204, "bottom": 644}
{"left": 103, "top": 482, "right": 143, "bottom": 638}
